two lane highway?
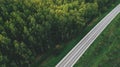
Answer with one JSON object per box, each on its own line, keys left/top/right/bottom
{"left": 56, "top": 4, "right": 120, "bottom": 67}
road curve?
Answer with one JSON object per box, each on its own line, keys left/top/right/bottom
{"left": 56, "top": 4, "right": 120, "bottom": 67}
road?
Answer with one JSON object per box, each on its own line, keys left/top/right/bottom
{"left": 56, "top": 4, "right": 120, "bottom": 67}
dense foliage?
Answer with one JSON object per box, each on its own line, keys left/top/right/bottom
{"left": 0, "top": 0, "right": 117, "bottom": 67}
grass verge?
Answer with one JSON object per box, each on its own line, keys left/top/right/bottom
{"left": 74, "top": 13, "right": 120, "bottom": 67}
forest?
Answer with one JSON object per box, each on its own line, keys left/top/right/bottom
{"left": 0, "top": 0, "right": 117, "bottom": 67}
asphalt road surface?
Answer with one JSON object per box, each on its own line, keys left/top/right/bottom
{"left": 56, "top": 4, "right": 120, "bottom": 67}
